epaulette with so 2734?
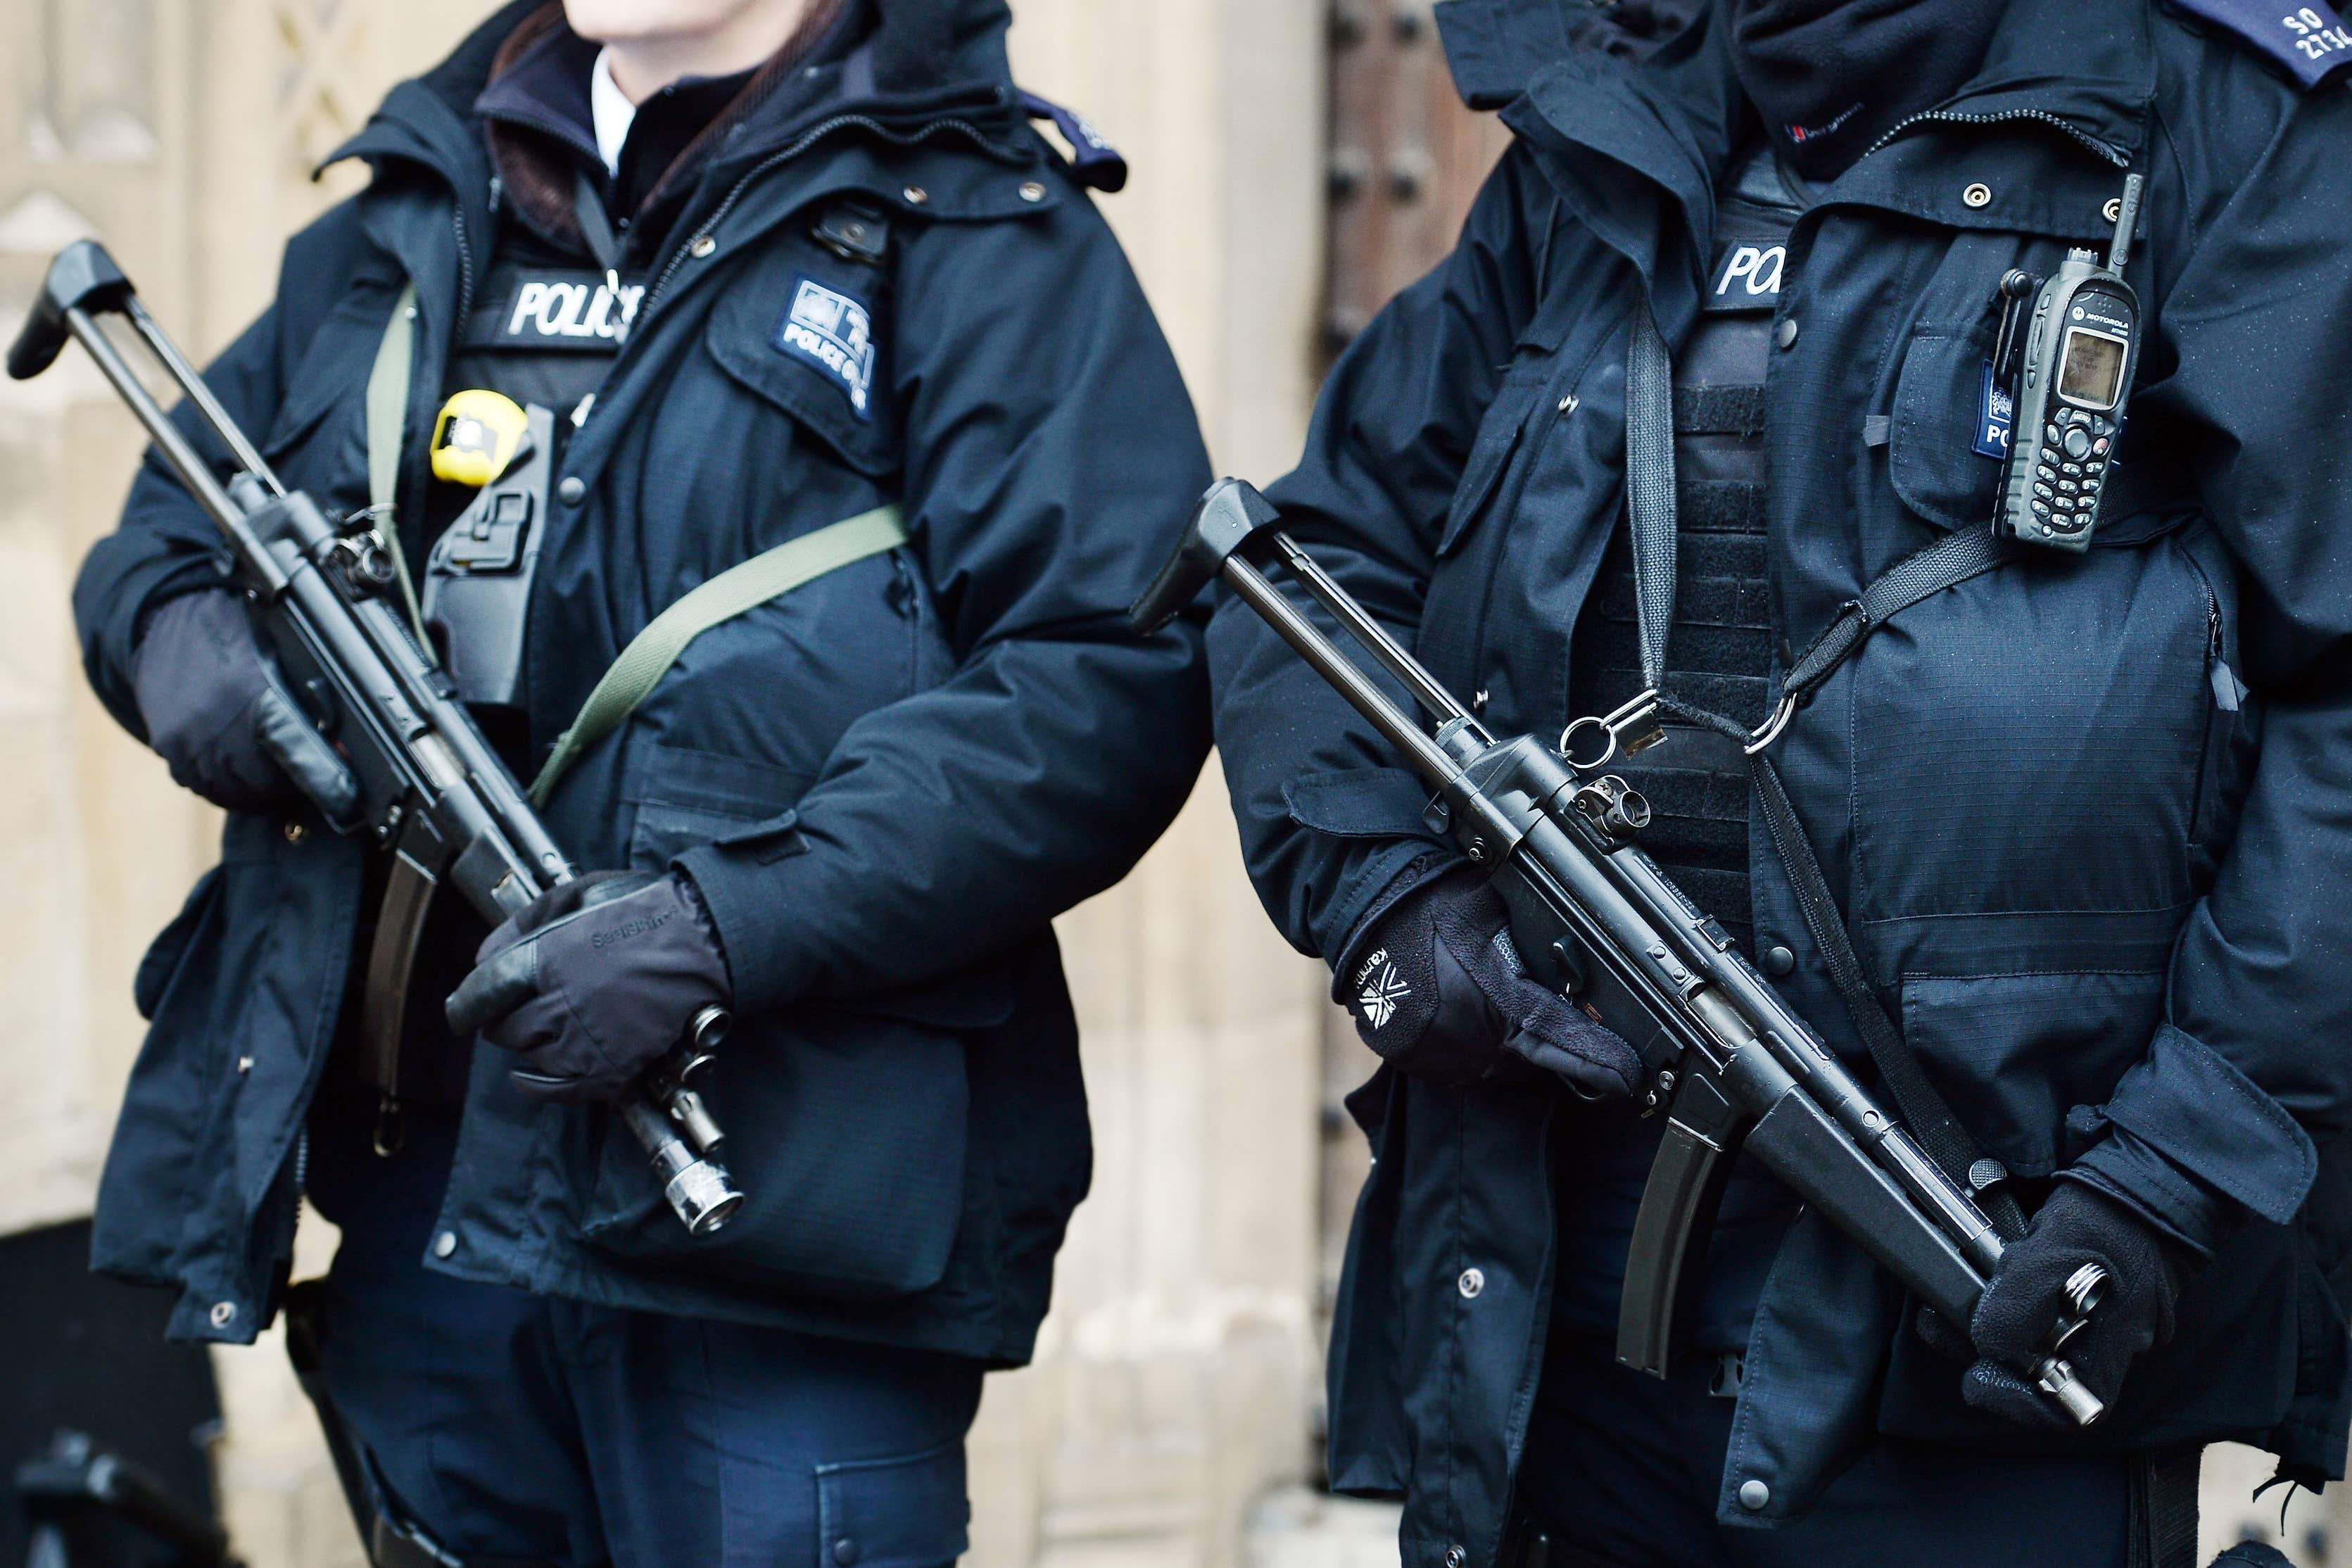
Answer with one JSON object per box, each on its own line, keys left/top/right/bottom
{"left": 2165, "top": 0, "right": 2352, "bottom": 89}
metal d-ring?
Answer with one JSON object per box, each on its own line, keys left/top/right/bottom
{"left": 1559, "top": 689, "right": 1664, "bottom": 773}
{"left": 1743, "top": 691, "right": 1799, "bottom": 756}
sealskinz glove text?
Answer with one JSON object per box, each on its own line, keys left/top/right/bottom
{"left": 1338, "top": 865, "right": 1641, "bottom": 1101}
{"left": 1920, "top": 1181, "right": 2196, "bottom": 1428}
{"left": 132, "top": 588, "right": 358, "bottom": 820}
{"left": 446, "top": 869, "right": 731, "bottom": 1104}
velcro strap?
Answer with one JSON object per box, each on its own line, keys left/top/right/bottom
{"left": 1672, "top": 384, "right": 1767, "bottom": 437}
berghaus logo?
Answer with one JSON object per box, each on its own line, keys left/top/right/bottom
{"left": 1787, "top": 101, "right": 1864, "bottom": 144}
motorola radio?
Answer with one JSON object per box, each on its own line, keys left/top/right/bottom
{"left": 1993, "top": 174, "right": 2144, "bottom": 552}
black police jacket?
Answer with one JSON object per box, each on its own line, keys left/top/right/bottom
{"left": 72, "top": 0, "right": 1211, "bottom": 1365}
{"left": 1208, "top": 0, "right": 2352, "bottom": 1558}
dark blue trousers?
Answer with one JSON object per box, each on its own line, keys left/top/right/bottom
{"left": 306, "top": 1096, "right": 983, "bottom": 1568}
{"left": 1517, "top": 1341, "right": 2135, "bottom": 1568}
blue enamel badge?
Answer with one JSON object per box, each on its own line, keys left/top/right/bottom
{"left": 1975, "top": 360, "right": 2014, "bottom": 460}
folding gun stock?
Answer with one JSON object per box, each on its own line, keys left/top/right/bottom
{"left": 8, "top": 239, "right": 131, "bottom": 381}
{"left": 1128, "top": 476, "right": 1282, "bottom": 634}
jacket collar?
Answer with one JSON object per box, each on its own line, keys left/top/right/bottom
{"left": 1485, "top": 0, "right": 2155, "bottom": 315}
{"left": 320, "top": 0, "right": 1037, "bottom": 213}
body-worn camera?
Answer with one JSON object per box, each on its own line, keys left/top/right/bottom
{"left": 1994, "top": 176, "right": 2144, "bottom": 552}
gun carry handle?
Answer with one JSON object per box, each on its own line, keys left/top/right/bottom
{"left": 8, "top": 238, "right": 132, "bottom": 381}
{"left": 1128, "top": 476, "right": 1281, "bottom": 634}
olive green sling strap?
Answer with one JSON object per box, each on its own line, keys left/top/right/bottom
{"left": 365, "top": 287, "right": 909, "bottom": 811}
{"left": 526, "top": 502, "right": 906, "bottom": 804}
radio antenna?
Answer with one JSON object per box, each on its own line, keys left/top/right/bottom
{"left": 2106, "top": 173, "right": 2144, "bottom": 274}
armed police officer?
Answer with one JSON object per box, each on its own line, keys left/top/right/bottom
{"left": 1208, "top": 0, "right": 2352, "bottom": 1563}
{"left": 70, "top": 0, "right": 1211, "bottom": 1561}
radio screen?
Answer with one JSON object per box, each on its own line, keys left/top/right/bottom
{"left": 2059, "top": 328, "right": 2126, "bottom": 409}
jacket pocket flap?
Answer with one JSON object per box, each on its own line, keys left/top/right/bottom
{"left": 705, "top": 274, "right": 897, "bottom": 479}
{"left": 1888, "top": 326, "right": 2002, "bottom": 532}
{"left": 1284, "top": 767, "right": 1439, "bottom": 839}
{"left": 624, "top": 741, "right": 810, "bottom": 816}
{"left": 817, "top": 1440, "right": 970, "bottom": 1568}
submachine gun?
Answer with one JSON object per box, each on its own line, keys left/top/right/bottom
{"left": 1132, "top": 479, "right": 2106, "bottom": 1426}
{"left": 10, "top": 240, "right": 742, "bottom": 1237}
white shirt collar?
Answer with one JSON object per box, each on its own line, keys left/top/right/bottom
{"left": 588, "top": 49, "right": 636, "bottom": 178}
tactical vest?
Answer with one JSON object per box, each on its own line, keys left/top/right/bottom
{"left": 1567, "top": 139, "right": 1802, "bottom": 955}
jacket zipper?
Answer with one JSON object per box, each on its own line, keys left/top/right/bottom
{"left": 1862, "top": 108, "right": 2130, "bottom": 169}
{"left": 450, "top": 202, "right": 478, "bottom": 329}
{"left": 640, "top": 114, "right": 1015, "bottom": 318}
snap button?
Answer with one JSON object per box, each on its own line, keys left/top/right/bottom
{"left": 282, "top": 821, "right": 306, "bottom": 844}
{"left": 1444, "top": 1548, "right": 1467, "bottom": 1568}
{"left": 1774, "top": 317, "right": 1799, "bottom": 351}
{"left": 236, "top": 1056, "right": 253, "bottom": 1074}
{"left": 902, "top": 185, "right": 930, "bottom": 206}
{"left": 1458, "top": 1267, "right": 1486, "bottom": 1299}
{"left": 557, "top": 476, "right": 586, "bottom": 505}
{"left": 1557, "top": 392, "right": 1579, "bottom": 414}
{"left": 433, "top": 1231, "right": 458, "bottom": 1260}
{"left": 1018, "top": 180, "right": 1047, "bottom": 203}
{"left": 1962, "top": 182, "right": 1992, "bottom": 208}
{"left": 1739, "top": 1479, "right": 1771, "bottom": 1511}
{"left": 1762, "top": 944, "right": 1795, "bottom": 977}
{"left": 2104, "top": 196, "right": 2123, "bottom": 224}
{"left": 833, "top": 1538, "right": 859, "bottom": 1566}
{"left": 208, "top": 1301, "right": 236, "bottom": 1329}
{"left": 688, "top": 234, "right": 717, "bottom": 258}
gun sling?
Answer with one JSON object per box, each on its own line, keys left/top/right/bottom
{"left": 1624, "top": 301, "right": 2030, "bottom": 1240}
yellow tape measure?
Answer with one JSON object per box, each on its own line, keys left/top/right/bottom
{"left": 430, "top": 389, "right": 529, "bottom": 487}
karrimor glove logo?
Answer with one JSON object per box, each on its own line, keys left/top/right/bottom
{"left": 775, "top": 277, "right": 876, "bottom": 419}
{"left": 1353, "top": 947, "right": 1411, "bottom": 1030}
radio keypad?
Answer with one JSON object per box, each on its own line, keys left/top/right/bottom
{"left": 2030, "top": 405, "right": 2115, "bottom": 540}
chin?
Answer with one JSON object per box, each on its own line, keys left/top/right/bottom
{"left": 563, "top": 0, "right": 738, "bottom": 43}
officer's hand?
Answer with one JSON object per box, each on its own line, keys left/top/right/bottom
{"left": 1338, "top": 864, "right": 1641, "bottom": 1101}
{"left": 445, "top": 870, "right": 731, "bottom": 1104}
{"left": 132, "top": 588, "right": 358, "bottom": 821}
{"left": 1918, "top": 1182, "right": 2194, "bottom": 1429}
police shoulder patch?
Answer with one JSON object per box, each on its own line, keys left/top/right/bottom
{"left": 773, "top": 276, "right": 877, "bottom": 420}
{"left": 2166, "top": 0, "right": 2352, "bottom": 88}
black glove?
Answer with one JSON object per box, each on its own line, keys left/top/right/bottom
{"left": 131, "top": 588, "right": 358, "bottom": 820}
{"left": 445, "top": 870, "right": 732, "bottom": 1104}
{"left": 1918, "top": 1181, "right": 2194, "bottom": 1429}
{"left": 1336, "top": 865, "right": 1641, "bottom": 1101}
{"left": 2209, "top": 1547, "right": 2294, "bottom": 1568}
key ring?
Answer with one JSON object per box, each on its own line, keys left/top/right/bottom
{"left": 1559, "top": 689, "right": 1666, "bottom": 773}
